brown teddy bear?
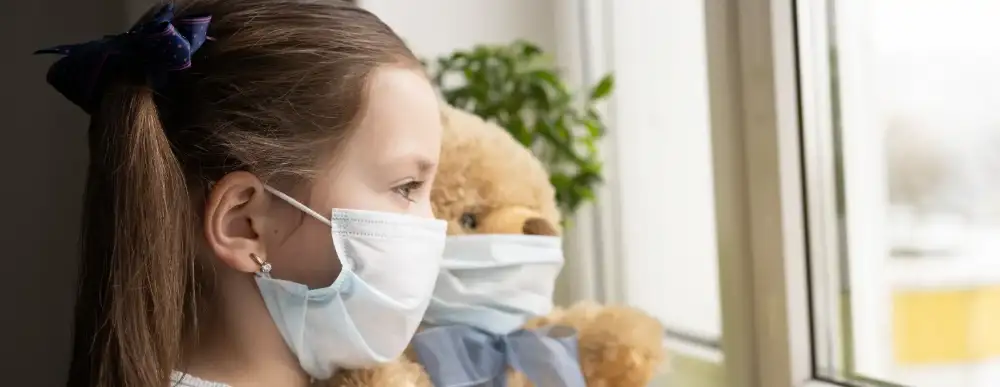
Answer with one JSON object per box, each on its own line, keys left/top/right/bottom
{"left": 326, "top": 105, "right": 666, "bottom": 387}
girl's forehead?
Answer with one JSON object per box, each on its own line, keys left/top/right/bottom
{"left": 347, "top": 68, "right": 443, "bottom": 166}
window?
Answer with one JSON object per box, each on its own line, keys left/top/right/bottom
{"left": 568, "top": 1, "right": 726, "bottom": 385}
{"left": 801, "top": 0, "right": 1000, "bottom": 386}
{"left": 604, "top": 0, "right": 721, "bottom": 344}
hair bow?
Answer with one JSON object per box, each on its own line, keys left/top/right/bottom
{"left": 35, "top": 4, "right": 211, "bottom": 114}
{"left": 412, "top": 325, "right": 587, "bottom": 387}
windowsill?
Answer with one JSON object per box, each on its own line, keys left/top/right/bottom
{"left": 651, "top": 337, "right": 725, "bottom": 387}
{"left": 651, "top": 353, "right": 724, "bottom": 387}
{"left": 802, "top": 381, "right": 847, "bottom": 387}
{"left": 664, "top": 335, "right": 723, "bottom": 363}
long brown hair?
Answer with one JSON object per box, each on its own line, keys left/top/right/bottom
{"left": 65, "top": 1, "right": 419, "bottom": 386}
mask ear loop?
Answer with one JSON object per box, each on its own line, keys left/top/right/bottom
{"left": 262, "top": 184, "right": 332, "bottom": 227}
{"left": 261, "top": 184, "right": 354, "bottom": 274}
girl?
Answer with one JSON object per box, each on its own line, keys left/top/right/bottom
{"left": 38, "top": 1, "right": 447, "bottom": 386}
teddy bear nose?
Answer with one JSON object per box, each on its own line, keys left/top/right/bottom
{"left": 523, "top": 217, "right": 558, "bottom": 236}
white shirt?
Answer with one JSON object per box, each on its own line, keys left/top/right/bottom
{"left": 170, "top": 371, "right": 230, "bottom": 387}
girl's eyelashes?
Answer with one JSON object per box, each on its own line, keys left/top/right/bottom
{"left": 392, "top": 180, "right": 425, "bottom": 202}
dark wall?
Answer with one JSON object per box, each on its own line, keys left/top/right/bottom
{"left": 0, "top": 1, "right": 126, "bottom": 385}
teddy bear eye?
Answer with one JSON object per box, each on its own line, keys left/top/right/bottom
{"left": 460, "top": 212, "right": 478, "bottom": 230}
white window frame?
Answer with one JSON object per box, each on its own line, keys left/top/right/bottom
{"left": 704, "top": 0, "right": 824, "bottom": 386}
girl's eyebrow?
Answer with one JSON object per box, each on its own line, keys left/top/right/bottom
{"left": 379, "top": 154, "right": 438, "bottom": 175}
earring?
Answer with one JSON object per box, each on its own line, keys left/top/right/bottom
{"left": 250, "top": 253, "right": 272, "bottom": 274}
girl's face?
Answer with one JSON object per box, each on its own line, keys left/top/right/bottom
{"left": 269, "top": 67, "right": 444, "bottom": 287}
{"left": 205, "top": 66, "right": 443, "bottom": 287}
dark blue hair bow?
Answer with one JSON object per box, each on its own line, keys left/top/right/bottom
{"left": 412, "top": 325, "right": 587, "bottom": 387}
{"left": 35, "top": 4, "right": 211, "bottom": 114}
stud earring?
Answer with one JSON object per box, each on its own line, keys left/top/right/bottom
{"left": 250, "top": 252, "right": 272, "bottom": 274}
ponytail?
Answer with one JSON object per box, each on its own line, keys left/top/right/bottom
{"left": 68, "top": 84, "right": 197, "bottom": 387}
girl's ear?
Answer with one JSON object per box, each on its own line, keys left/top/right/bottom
{"left": 203, "top": 171, "right": 273, "bottom": 273}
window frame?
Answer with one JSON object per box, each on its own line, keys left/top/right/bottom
{"left": 704, "top": 0, "right": 825, "bottom": 386}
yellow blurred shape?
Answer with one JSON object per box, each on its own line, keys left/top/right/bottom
{"left": 893, "top": 287, "right": 1000, "bottom": 364}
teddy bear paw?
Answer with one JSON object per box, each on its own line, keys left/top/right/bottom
{"left": 322, "top": 357, "right": 433, "bottom": 387}
{"left": 571, "top": 304, "right": 668, "bottom": 387}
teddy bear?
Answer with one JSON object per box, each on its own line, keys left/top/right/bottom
{"left": 326, "top": 104, "right": 666, "bottom": 387}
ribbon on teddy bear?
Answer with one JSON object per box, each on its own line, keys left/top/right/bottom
{"left": 412, "top": 324, "right": 587, "bottom": 387}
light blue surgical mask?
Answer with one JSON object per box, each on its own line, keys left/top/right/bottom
{"left": 423, "top": 234, "right": 565, "bottom": 334}
{"left": 255, "top": 186, "right": 447, "bottom": 380}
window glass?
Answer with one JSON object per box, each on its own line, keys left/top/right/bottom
{"left": 802, "top": 0, "right": 1000, "bottom": 386}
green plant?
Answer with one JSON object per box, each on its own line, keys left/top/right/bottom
{"left": 426, "top": 40, "right": 614, "bottom": 218}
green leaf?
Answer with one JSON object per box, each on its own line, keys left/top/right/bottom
{"left": 584, "top": 118, "right": 604, "bottom": 137}
{"left": 589, "top": 74, "right": 615, "bottom": 101}
{"left": 585, "top": 107, "right": 601, "bottom": 121}
{"left": 532, "top": 70, "right": 562, "bottom": 87}
{"left": 528, "top": 83, "right": 551, "bottom": 111}
{"left": 515, "top": 40, "right": 542, "bottom": 57}
{"left": 508, "top": 116, "right": 532, "bottom": 147}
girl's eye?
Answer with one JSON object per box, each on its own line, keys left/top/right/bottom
{"left": 392, "top": 180, "right": 424, "bottom": 202}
